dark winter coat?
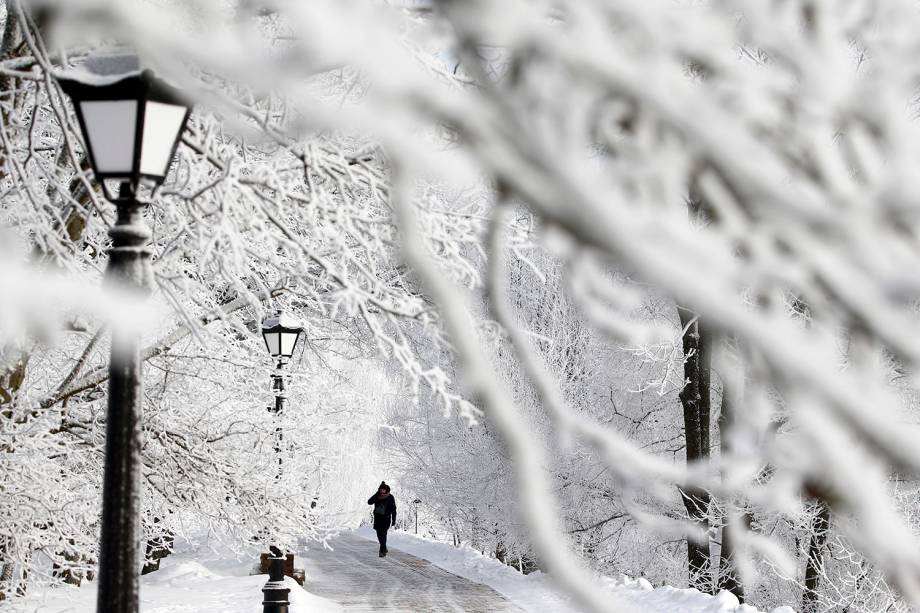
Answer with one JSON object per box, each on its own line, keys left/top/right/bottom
{"left": 368, "top": 493, "right": 397, "bottom": 530}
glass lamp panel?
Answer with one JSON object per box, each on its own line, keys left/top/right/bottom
{"left": 139, "top": 100, "right": 187, "bottom": 177}
{"left": 280, "top": 330, "right": 300, "bottom": 358}
{"left": 263, "top": 330, "right": 281, "bottom": 357}
{"left": 79, "top": 100, "right": 138, "bottom": 173}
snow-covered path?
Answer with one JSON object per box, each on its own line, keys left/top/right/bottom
{"left": 300, "top": 531, "right": 523, "bottom": 612}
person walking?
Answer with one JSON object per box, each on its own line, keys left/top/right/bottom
{"left": 367, "top": 481, "right": 397, "bottom": 557}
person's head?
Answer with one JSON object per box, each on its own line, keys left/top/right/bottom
{"left": 378, "top": 482, "right": 391, "bottom": 496}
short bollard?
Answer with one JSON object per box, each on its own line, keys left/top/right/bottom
{"left": 262, "top": 546, "right": 291, "bottom": 613}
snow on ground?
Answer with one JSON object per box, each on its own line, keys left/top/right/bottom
{"left": 7, "top": 541, "right": 342, "bottom": 613}
{"left": 354, "top": 527, "right": 797, "bottom": 613}
{"left": 9, "top": 527, "right": 797, "bottom": 613}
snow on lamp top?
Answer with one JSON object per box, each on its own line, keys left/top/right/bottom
{"left": 56, "top": 49, "right": 192, "bottom": 202}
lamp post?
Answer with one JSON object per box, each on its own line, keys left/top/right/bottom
{"left": 413, "top": 499, "right": 422, "bottom": 535}
{"left": 262, "top": 312, "right": 303, "bottom": 415}
{"left": 55, "top": 52, "right": 192, "bottom": 613}
{"left": 260, "top": 311, "right": 303, "bottom": 613}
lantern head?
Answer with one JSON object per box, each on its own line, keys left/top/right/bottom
{"left": 57, "top": 51, "right": 192, "bottom": 202}
{"left": 261, "top": 312, "right": 304, "bottom": 361}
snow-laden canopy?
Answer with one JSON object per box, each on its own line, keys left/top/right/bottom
{"left": 3, "top": 1, "right": 920, "bottom": 612}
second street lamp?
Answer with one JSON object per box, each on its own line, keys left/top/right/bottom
{"left": 261, "top": 311, "right": 303, "bottom": 414}
{"left": 56, "top": 51, "right": 192, "bottom": 613}
{"left": 262, "top": 312, "right": 304, "bottom": 363}
{"left": 260, "top": 311, "right": 303, "bottom": 613}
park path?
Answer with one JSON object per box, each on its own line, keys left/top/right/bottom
{"left": 298, "top": 532, "right": 526, "bottom": 612}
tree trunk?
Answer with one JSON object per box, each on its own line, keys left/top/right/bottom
{"left": 717, "top": 515, "right": 740, "bottom": 598}
{"left": 15, "top": 551, "right": 29, "bottom": 597}
{"left": 717, "top": 508, "right": 751, "bottom": 601}
{"left": 678, "top": 306, "right": 712, "bottom": 593}
{"left": 716, "top": 354, "right": 746, "bottom": 601}
{"left": 800, "top": 321, "right": 860, "bottom": 612}
{"left": 0, "top": 538, "right": 13, "bottom": 600}
{"left": 801, "top": 501, "right": 830, "bottom": 613}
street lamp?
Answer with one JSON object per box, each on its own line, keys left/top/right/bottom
{"left": 260, "top": 311, "right": 303, "bottom": 613}
{"left": 262, "top": 311, "right": 303, "bottom": 363}
{"left": 55, "top": 51, "right": 192, "bottom": 613}
{"left": 58, "top": 53, "right": 192, "bottom": 202}
{"left": 413, "top": 499, "right": 422, "bottom": 535}
{"left": 261, "top": 311, "right": 303, "bottom": 414}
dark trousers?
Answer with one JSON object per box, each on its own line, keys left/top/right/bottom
{"left": 375, "top": 527, "right": 388, "bottom": 552}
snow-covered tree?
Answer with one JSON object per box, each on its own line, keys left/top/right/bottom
{"left": 4, "top": 2, "right": 920, "bottom": 612}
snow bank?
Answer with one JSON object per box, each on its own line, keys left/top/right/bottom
{"left": 355, "top": 527, "right": 796, "bottom": 613}
{"left": 7, "top": 546, "right": 342, "bottom": 613}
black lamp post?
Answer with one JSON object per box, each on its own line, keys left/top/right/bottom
{"left": 260, "top": 311, "right": 303, "bottom": 613}
{"left": 55, "top": 51, "right": 192, "bottom": 613}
